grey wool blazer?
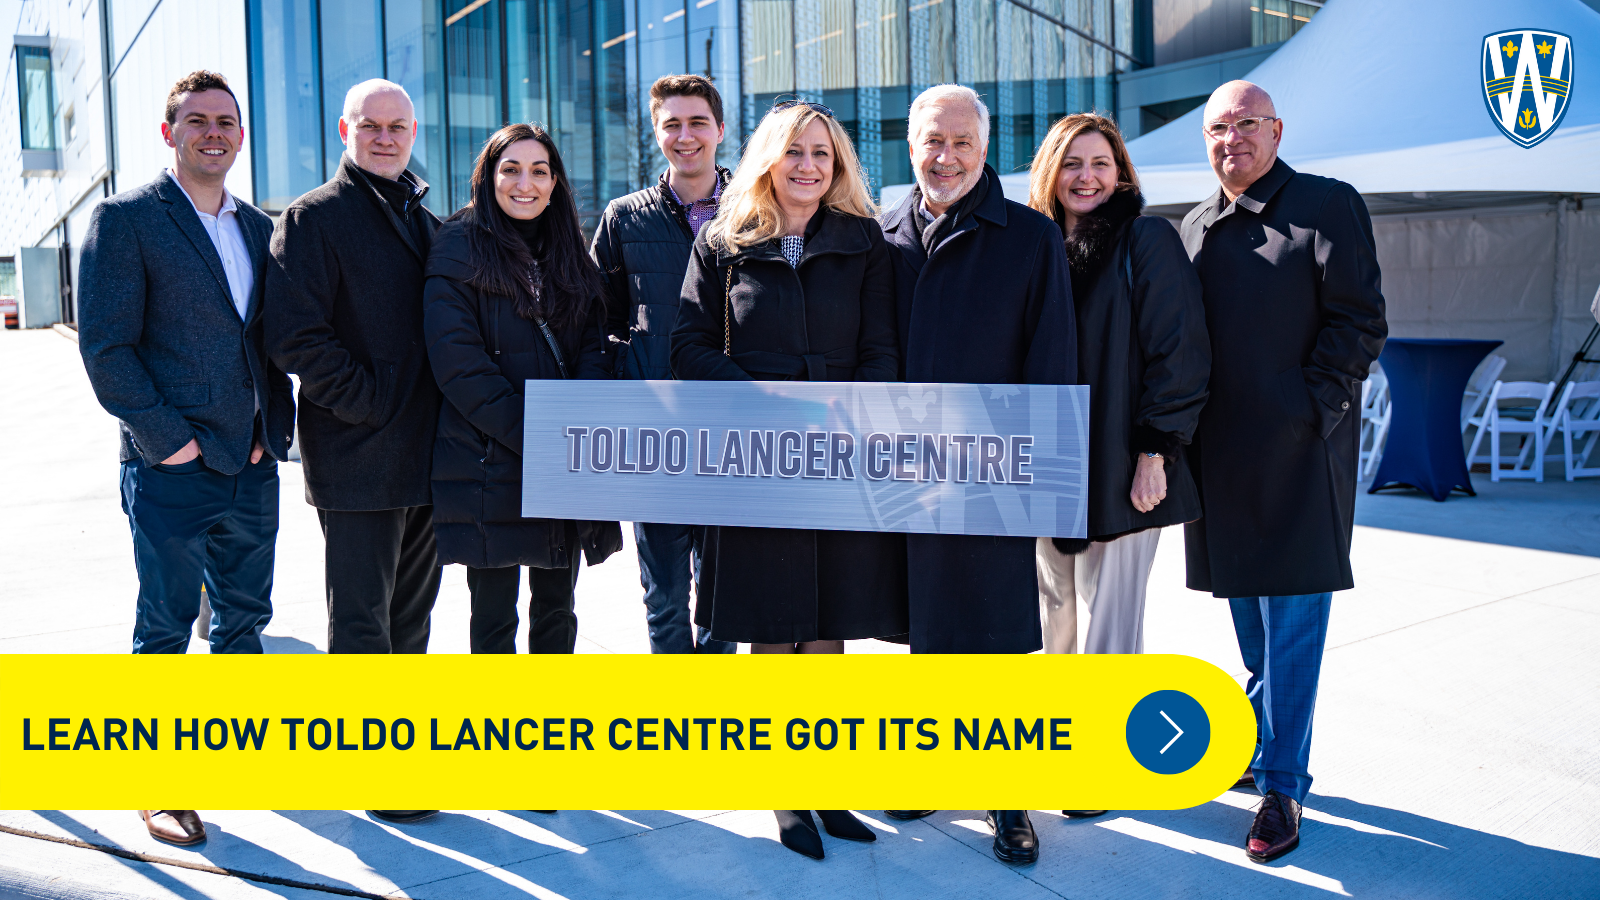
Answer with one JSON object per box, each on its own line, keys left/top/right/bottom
{"left": 78, "top": 170, "right": 294, "bottom": 473}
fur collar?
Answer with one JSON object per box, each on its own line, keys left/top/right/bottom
{"left": 1063, "top": 189, "right": 1145, "bottom": 276}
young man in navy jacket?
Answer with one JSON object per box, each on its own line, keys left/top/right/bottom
{"left": 590, "top": 75, "right": 735, "bottom": 654}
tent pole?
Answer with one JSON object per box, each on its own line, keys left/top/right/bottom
{"left": 1550, "top": 196, "right": 1570, "bottom": 382}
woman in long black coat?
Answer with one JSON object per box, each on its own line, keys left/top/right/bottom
{"left": 1027, "top": 114, "right": 1210, "bottom": 656}
{"left": 671, "top": 101, "right": 904, "bottom": 860}
{"left": 424, "top": 123, "right": 622, "bottom": 654}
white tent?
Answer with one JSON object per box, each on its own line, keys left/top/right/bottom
{"left": 1057, "top": 0, "right": 1600, "bottom": 381}
{"left": 1122, "top": 0, "right": 1600, "bottom": 206}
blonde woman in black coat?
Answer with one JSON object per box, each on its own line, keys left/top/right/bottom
{"left": 424, "top": 124, "right": 622, "bottom": 654}
{"left": 1028, "top": 114, "right": 1210, "bottom": 660}
{"left": 671, "top": 100, "right": 903, "bottom": 860}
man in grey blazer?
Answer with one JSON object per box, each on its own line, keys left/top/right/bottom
{"left": 77, "top": 71, "right": 292, "bottom": 845}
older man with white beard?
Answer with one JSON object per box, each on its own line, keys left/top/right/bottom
{"left": 876, "top": 84, "right": 1077, "bottom": 866}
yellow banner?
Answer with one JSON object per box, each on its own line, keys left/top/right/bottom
{"left": 0, "top": 654, "right": 1253, "bottom": 810}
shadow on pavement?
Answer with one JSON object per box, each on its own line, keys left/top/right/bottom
{"left": 32, "top": 810, "right": 357, "bottom": 900}
{"left": 1356, "top": 476, "right": 1600, "bottom": 558}
{"left": 261, "top": 636, "right": 324, "bottom": 654}
{"left": 1039, "top": 795, "right": 1600, "bottom": 900}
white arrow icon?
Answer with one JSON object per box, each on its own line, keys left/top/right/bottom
{"left": 1159, "top": 711, "right": 1184, "bottom": 755}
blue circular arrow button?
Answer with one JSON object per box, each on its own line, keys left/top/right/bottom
{"left": 1125, "top": 690, "right": 1211, "bottom": 775}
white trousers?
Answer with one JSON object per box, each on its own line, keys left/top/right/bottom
{"left": 1036, "top": 529, "right": 1161, "bottom": 654}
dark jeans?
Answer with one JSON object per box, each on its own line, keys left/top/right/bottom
{"left": 635, "top": 522, "right": 735, "bottom": 654}
{"left": 1229, "top": 593, "right": 1333, "bottom": 804}
{"left": 119, "top": 456, "right": 278, "bottom": 654}
{"left": 318, "top": 506, "right": 441, "bottom": 653}
{"left": 467, "top": 554, "right": 582, "bottom": 653}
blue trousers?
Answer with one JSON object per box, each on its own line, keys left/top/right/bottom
{"left": 1229, "top": 593, "right": 1333, "bottom": 805}
{"left": 634, "top": 522, "right": 734, "bottom": 654}
{"left": 120, "top": 457, "right": 279, "bottom": 654}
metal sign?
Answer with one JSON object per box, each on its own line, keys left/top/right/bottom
{"left": 521, "top": 381, "right": 1089, "bottom": 538}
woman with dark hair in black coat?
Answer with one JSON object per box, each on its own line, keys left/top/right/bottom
{"left": 423, "top": 123, "right": 622, "bottom": 653}
{"left": 1026, "top": 113, "right": 1210, "bottom": 660}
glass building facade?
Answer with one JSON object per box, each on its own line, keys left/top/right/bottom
{"left": 1251, "top": 1, "right": 1320, "bottom": 47}
{"left": 247, "top": 0, "right": 1134, "bottom": 222}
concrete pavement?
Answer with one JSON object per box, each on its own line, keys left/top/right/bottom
{"left": 2, "top": 326, "right": 1598, "bottom": 898}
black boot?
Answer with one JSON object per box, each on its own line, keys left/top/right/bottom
{"left": 368, "top": 810, "right": 438, "bottom": 824}
{"left": 1062, "top": 810, "right": 1108, "bottom": 818}
{"left": 816, "top": 810, "right": 876, "bottom": 842}
{"left": 884, "top": 810, "right": 936, "bottom": 820}
{"left": 986, "top": 810, "right": 1038, "bottom": 864}
{"left": 774, "top": 810, "right": 825, "bottom": 860}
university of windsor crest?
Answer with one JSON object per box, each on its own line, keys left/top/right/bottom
{"left": 1482, "top": 29, "right": 1573, "bottom": 148}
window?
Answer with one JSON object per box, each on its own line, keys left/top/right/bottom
{"left": 1251, "top": 0, "right": 1320, "bottom": 47}
{"left": 16, "top": 45, "right": 56, "bottom": 151}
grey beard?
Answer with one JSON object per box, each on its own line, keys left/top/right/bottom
{"left": 917, "top": 169, "right": 976, "bottom": 207}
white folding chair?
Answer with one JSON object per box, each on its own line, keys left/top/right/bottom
{"left": 1359, "top": 369, "right": 1391, "bottom": 478}
{"left": 1544, "top": 381, "right": 1600, "bottom": 481}
{"left": 1461, "top": 353, "right": 1507, "bottom": 433}
{"left": 1464, "top": 381, "right": 1556, "bottom": 482}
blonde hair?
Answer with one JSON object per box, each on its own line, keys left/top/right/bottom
{"left": 703, "top": 104, "right": 876, "bottom": 254}
{"left": 1027, "top": 113, "right": 1140, "bottom": 228}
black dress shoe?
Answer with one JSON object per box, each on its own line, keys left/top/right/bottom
{"left": 369, "top": 810, "right": 438, "bottom": 824}
{"left": 1062, "top": 810, "right": 1108, "bottom": 818}
{"left": 1246, "top": 791, "right": 1302, "bottom": 863}
{"left": 1232, "top": 770, "right": 1257, "bottom": 792}
{"left": 816, "top": 810, "right": 876, "bottom": 842}
{"left": 986, "top": 810, "right": 1038, "bottom": 865}
{"left": 774, "top": 810, "right": 825, "bottom": 860}
{"left": 884, "top": 810, "right": 936, "bottom": 820}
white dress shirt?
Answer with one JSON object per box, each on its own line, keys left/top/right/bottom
{"left": 168, "top": 169, "right": 254, "bottom": 320}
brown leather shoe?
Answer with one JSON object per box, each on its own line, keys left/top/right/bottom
{"left": 1246, "top": 791, "right": 1301, "bottom": 863}
{"left": 139, "top": 810, "right": 206, "bottom": 846}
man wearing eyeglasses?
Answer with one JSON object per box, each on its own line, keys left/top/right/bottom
{"left": 1180, "top": 81, "right": 1387, "bottom": 864}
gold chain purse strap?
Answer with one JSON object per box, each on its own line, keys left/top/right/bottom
{"left": 723, "top": 264, "right": 734, "bottom": 357}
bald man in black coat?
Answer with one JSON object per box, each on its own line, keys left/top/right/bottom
{"left": 1180, "top": 80, "right": 1386, "bottom": 864}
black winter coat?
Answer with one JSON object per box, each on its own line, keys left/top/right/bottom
{"left": 879, "top": 168, "right": 1077, "bottom": 654}
{"left": 422, "top": 217, "right": 624, "bottom": 570}
{"left": 1180, "top": 159, "right": 1387, "bottom": 597}
{"left": 1064, "top": 189, "right": 1209, "bottom": 542}
{"left": 266, "top": 156, "right": 442, "bottom": 510}
{"left": 672, "top": 208, "right": 908, "bottom": 644}
{"left": 592, "top": 169, "right": 729, "bottom": 379}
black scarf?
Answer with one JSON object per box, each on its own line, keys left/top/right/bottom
{"left": 907, "top": 168, "right": 990, "bottom": 258}
{"left": 356, "top": 164, "right": 427, "bottom": 221}
{"left": 1061, "top": 188, "right": 1144, "bottom": 299}
{"left": 511, "top": 212, "right": 546, "bottom": 255}
{"left": 510, "top": 214, "right": 549, "bottom": 323}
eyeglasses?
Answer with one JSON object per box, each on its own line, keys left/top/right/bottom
{"left": 1203, "top": 116, "right": 1278, "bottom": 139}
{"left": 771, "top": 99, "right": 834, "bottom": 118}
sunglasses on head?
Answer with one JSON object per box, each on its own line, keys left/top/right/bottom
{"left": 771, "top": 99, "right": 834, "bottom": 118}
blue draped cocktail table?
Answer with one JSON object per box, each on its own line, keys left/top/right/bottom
{"left": 1368, "top": 338, "right": 1503, "bottom": 501}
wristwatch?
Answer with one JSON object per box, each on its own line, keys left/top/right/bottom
{"left": 1144, "top": 452, "right": 1163, "bottom": 459}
